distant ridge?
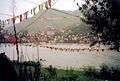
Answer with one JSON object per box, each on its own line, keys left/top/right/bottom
{"left": 8, "top": 8, "right": 90, "bottom": 34}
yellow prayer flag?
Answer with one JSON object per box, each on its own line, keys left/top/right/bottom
{"left": 40, "top": 3, "right": 44, "bottom": 10}
{"left": 14, "top": 16, "right": 17, "bottom": 22}
{"left": 10, "top": 28, "right": 13, "bottom": 33}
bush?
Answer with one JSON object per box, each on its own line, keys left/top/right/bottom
{"left": 10, "top": 60, "right": 120, "bottom": 81}
{"left": 45, "top": 65, "right": 57, "bottom": 78}
{"left": 83, "top": 66, "right": 99, "bottom": 78}
{"left": 100, "top": 64, "right": 111, "bottom": 79}
{"left": 110, "top": 66, "right": 120, "bottom": 80}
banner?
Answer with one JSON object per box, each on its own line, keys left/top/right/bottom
{"left": 38, "top": 5, "right": 40, "bottom": 11}
{"left": 33, "top": 7, "right": 37, "bottom": 15}
{"left": 14, "top": 16, "right": 17, "bottom": 23}
{"left": 20, "top": 14, "right": 22, "bottom": 22}
{"left": 38, "top": 45, "right": 110, "bottom": 52}
{"left": 24, "top": 11, "right": 29, "bottom": 19}
{"left": 30, "top": 9, "right": 33, "bottom": 14}
{"left": 45, "top": 1, "right": 48, "bottom": 9}
{"left": 40, "top": 3, "right": 44, "bottom": 10}
{"left": 48, "top": 0, "right": 51, "bottom": 7}
{"left": 7, "top": 19, "right": 10, "bottom": 24}
{"left": 0, "top": 20, "right": 1, "bottom": 29}
{"left": 2, "top": 21, "right": 5, "bottom": 28}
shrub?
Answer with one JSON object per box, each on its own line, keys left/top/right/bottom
{"left": 100, "top": 64, "right": 111, "bottom": 79}
{"left": 45, "top": 65, "right": 57, "bottom": 78}
{"left": 83, "top": 66, "right": 99, "bottom": 78}
{"left": 110, "top": 66, "right": 120, "bottom": 80}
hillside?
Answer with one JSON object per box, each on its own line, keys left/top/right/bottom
{"left": 9, "top": 8, "right": 90, "bottom": 34}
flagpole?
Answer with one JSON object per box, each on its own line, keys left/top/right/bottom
{"left": 26, "top": 45, "right": 30, "bottom": 61}
{"left": 37, "top": 45, "right": 39, "bottom": 61}
{"left": 13, "top": 45, "right": 15, "bottom": 60}
{"left": 12, "top": 0, "right": 19, "bottom": 62}
{"left": 0, "top": 20, "right": 1, "bottom": 33}
{"left": 35, "top": 36, "right": 39, "bottom": 61}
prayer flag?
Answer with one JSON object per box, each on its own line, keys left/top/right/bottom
{"left": 2, "top": 21, "right": 5, "bottom": 28}
{"left": 20, "top": 14, "right": 22, "bottom": 22}
{"left": 4, "top": 20, "right": 6, "bottom": 28}
{"left": 17, "top": 16, "right": 19, "bottom": 18}
{"left": 77, "top": 3, "right": 79, "bottom": 6}
{"left": 24, "top": 11, "right": 28, "bottom": 19}
{"left": 96, "top": 49, "right": 99, "bottom": 52}
{"left": 38, "top": 5, "right": 40, "bottom": 10}
{"left": 0, "top": 20, "right": 1, "bottom": 29}
{"left": 33, "top": 7, "right": 37, "bottom": 15}
{"left": 7, "top": 19, "right": 10, "bottom": 24}
{"left": 31, "top": 9, "right": 33, "bottom": 14}
{"left": 40, "top": 4, "right": 44, "bottom": 10}
{"left": 48, "top": 0, "right": 51, "bottom": 7}
{"left": 14, "top": 16, "right": 17, "bottom": 22}
{"left": 45, "top": 1, "right": 48, "bottom": 9}
{"left": 102, "top": 49, "right": 104, "bottom": 52}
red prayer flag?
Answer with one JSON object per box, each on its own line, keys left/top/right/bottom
{"left": 20, "top": 14, "right": 22, "bottom": 22}
{"left": 48, "top": 0, "right": 51, "bottom": 7}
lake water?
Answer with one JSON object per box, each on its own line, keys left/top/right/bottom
{"left": 0, "top": 43, "right": 120, "bottom": 69}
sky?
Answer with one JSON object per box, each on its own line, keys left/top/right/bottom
{"left": 0, "top": 0, "right": 85, "bottom": 20}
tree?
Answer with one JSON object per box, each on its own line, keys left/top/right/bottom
{"left": 76, "top": 0, "right": 120, "bottom": 51}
